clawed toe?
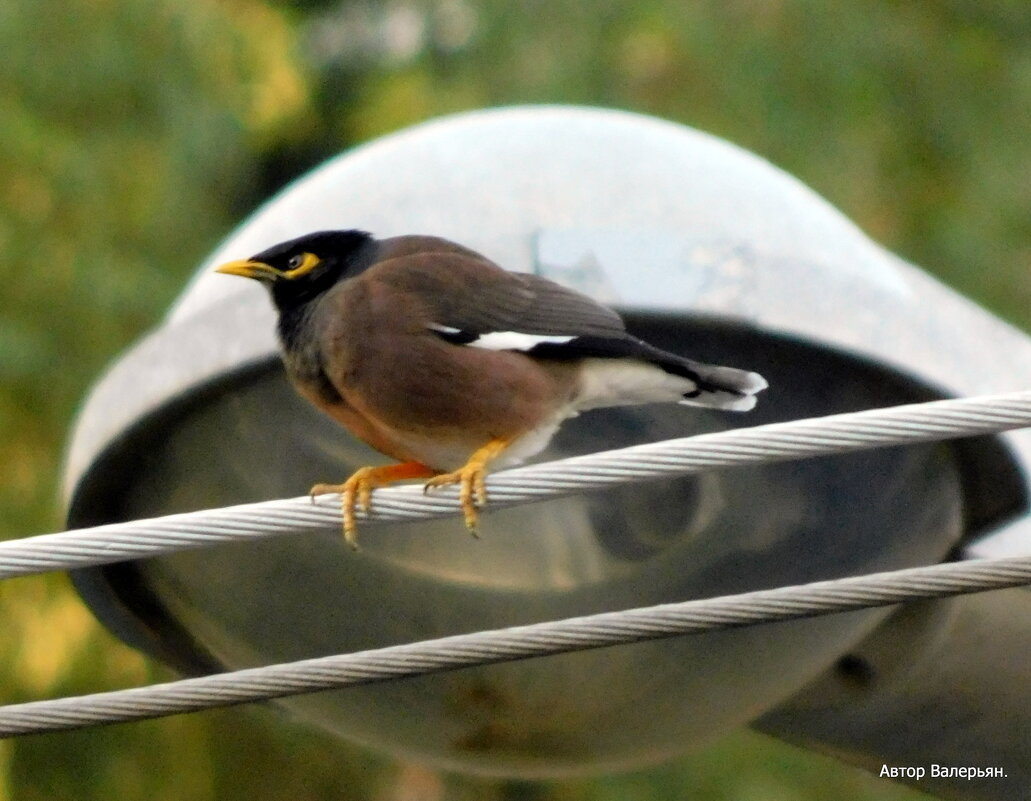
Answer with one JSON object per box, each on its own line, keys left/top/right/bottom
{"left": 309, "top": 472, "right": 370, "bottom": 550}
{"left": 421, "top": 438, "right": 511, "bottom": 536}
{"left": 424, "top": 467, "right": 487, "bottom": 535}
{"left": 310, "top": 462, "right": 434, "bottom": 549}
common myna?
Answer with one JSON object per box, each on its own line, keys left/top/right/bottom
{"left": 216, "top": 230, "right": 767, "bottom": 546}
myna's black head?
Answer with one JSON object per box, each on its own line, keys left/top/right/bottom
{"left": 216, "top": 230, "right": 376, "bottom": 312}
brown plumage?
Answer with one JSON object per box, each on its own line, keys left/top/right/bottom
{"left": 216, "top": 230, "right": 767, "bottom": 546}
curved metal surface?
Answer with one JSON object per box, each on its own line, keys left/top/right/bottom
{"left": 64, "top": 106, "right": 1031, "bottom": 776}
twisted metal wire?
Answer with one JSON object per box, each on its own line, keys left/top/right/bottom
{"left": 4, "top": 390, "right": 1031, "bottom": 579}
{"left": 2, "top": 556, "right": 1030, "bottom": 737}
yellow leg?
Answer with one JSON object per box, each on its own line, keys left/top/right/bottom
{"left": 311, "top": 461, "right": 435, "bottom": 549}
{"left": 422, "top": 438, "right": 511, "bottom": 536}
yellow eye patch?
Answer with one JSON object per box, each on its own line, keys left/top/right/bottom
{"left": 282, "top": 252, "right": 321, "bottom": 279}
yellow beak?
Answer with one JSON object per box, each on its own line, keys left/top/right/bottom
{"left": 215, "top": 259, "right": 280, "bottom": 281}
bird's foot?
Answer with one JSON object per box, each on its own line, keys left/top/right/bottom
{"left": 422, "top": 438, "right": 510, "bottom": 536}
{"left": 311, "top": 462, "right": 434, "bottom": 549}
{"left": 423, "top": 466, "right": 487, "bottom": 536}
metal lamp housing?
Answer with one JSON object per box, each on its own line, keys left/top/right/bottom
{"left": 65, "top": 107, "right": 1031, "bottom": 777}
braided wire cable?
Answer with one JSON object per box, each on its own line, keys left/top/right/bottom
{"left": 2, "top": 555, "right": 1030, "bottom": 737}
{"left": 4, "top": 390, "right": 1031, "bottom": 579}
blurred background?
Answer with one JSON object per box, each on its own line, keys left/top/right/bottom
{"left": 1, "top": 1, "right": 1029, "bottom": 799}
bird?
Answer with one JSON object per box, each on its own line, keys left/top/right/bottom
{"left": 216, "top": 230, "right": 768, "bottom": 547}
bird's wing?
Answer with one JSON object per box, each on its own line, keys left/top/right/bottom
{"left": 418, "top": 258, "right": 767, "bottom": 411}
{"left": 370, "top": 238, "right": 767, "bottom": 411}
{"left": 433, "top": 270, "right": 629, "bottom": 346}
{"left": 373, "top": 236, "right": 628, "bottom": 344}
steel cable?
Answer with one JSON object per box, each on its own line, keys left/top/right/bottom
{"left": 1, "top": 556, "right": 1030, "bottom": 737}
{"left": 3, "top": 390, "right": 1031, "bottom": 735}
{"left": 4, "top": 390, "right": 1031, "bottom": 579}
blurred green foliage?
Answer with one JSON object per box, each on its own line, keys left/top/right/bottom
{"left": 2, "top": 0, "right": 1029, "bottom": 799}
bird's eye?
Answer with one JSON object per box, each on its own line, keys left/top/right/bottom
{"left": 281, "top": 251, "right": 320, "bottom": 279}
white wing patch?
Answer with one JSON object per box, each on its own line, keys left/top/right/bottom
{"left": 427, "top": 323, "right": 463, "bottom": 335}
{"left": 466, "top": 331, "right": 576, "bottom": 351}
